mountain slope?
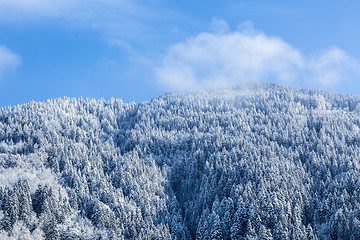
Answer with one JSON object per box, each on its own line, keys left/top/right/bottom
{"left": 1, "top": 83, "right": 360, "bottom": 239}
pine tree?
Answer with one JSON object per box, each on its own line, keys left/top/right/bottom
{"left": 2, "top": 188, "right": 19, "bottom": 232}
{"left": 32, "top": 185, "right": 46, "bottom": 217}
{"left": 210, "top": 213, "right": 223, "bottom": 240}
{"left": 258, "top": 224, "right": 272, "bottom": 240}
{"left": 350, "top": 217, "right": 360, "bottom": 240}
{"left": 42, "top": 213, "right": 59, "bottom": 240}
{"left": 18, "top": 180, "right": 32, "bottom": 223}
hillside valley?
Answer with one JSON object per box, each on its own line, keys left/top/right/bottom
{"left": 1, "top": 83, "right": 360, "bottom": 239}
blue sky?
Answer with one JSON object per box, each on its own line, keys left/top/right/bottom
{"left": 0, "top": 0, "right": 360, "bottom": 107}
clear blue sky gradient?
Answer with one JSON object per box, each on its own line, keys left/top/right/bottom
{"left": 0, "top": 0, "right": 359, "bottom": 107}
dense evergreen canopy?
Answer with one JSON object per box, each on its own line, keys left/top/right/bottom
{"left": 1, "top": 83, "right": 360, "bottom": 239}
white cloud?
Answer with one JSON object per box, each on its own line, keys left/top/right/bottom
{"left": 209, "top": 18, "right": 230, "bottom": 35}
{"left": 155, "top": 20, "right": 360, "bottom": 91}
{"left": 0, "top": 46, "right": 21, "bottom": 81}
{"left": 306, "top": 47, "right": 360, "bottom": 87}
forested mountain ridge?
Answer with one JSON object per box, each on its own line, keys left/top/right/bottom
{"left": 1, "top": 83, "right": 360, "bottom": 239}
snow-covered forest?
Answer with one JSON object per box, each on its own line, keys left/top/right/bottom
{"left": 1, "top": 83, "right": 360, "bottom": 239}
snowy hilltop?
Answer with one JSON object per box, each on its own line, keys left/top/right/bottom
{"left": 1, "top": 83, "right": 360, "bottom": 239}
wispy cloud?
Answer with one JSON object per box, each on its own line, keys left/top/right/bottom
{"left": 0, "top": 0, "right": 177, "bottom": 30}
{"left": 0, "top": 46, "right": 21, "bottom": 81}
{"left": 108, "top": 39, "right": 136, "bottom": 55}
{"left": 0, "top": 0, "right": 76, "bottom": 18}
{"left": 154, "top": 19, "right": 360, "bottom": 91}
{"left": 306, "top": 47, "right": 360, "bottom": 87}
{"left": 0, "top": 0, "right": 185, "bottom": 48}
{"left": 0, "top": 0, "right": 151, "bottom": 24}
